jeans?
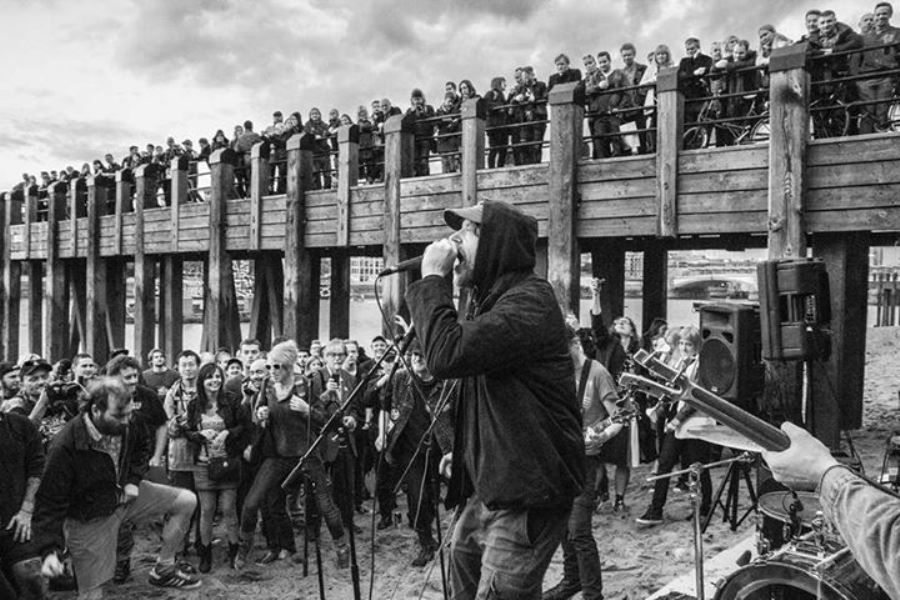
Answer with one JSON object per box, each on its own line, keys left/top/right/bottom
{"left": 589, "top": 117, "right": 622, "bottom": 158}
{"left": 449, "top": 495, "right": 569, "bottom": 599}
{"left": 240, "top": 456, "right": 343, "bottom": 551}
{"left": 560, "top": 456, "right": 603, "bottom": 599}
{"left": 857, "top": 76, "right": 894, "bottom": 133}
{"left": 198, "top": 488, "right": 238, "bottom": 546}
{"left": 649, "top": 430, "right": 711, "bottom": 513}
{"left": 377, "top": 442, "right": 439, "bottom": 540}
{"left": 487, "top": 130, "right": 508, "bottom": 168}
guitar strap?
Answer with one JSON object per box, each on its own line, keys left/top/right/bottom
{"left": 577, "top": 358, "right": 593, "bottom": 408}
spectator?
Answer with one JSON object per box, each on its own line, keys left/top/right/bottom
{"left": 357, "top": 105, "right": 377, "bottom": 183}
{"left": 677, "top": 37, "right": 714, "bottom": 125}
{"left": 234, "top": 120, "right": 262, "bottom": 198}
{"left": 800, "top": 9, "right": 823, "bottom": 43}
{"left": 211, "top": 129, "right": 229, "bottom": 152}
{"left": 34, "top": 378, "right": 202, "bottom": 594}
{"left": 758, "top": 24, "right": 794, "bottom": 64}
{"left": 406, "top": 89, "right": 436, "bottom": 177}
{"left": 0, "top": 361, "right": 21, "bottom": 400}
{"left": 507, "top": 67, "right": 525, "bottom": 164}
{"left": 435, "top": 92, "right": 461, "bottom": 173}
{"left": 639, "top": 44, "right": 674, "bottom": 153}
{"left": 304, "top": 108, "right": 333, "bottom": 190}
{"left": 484, "top": 76, "right": 508, "bottom": 168}
{"left": 711, "top": 39, "right": 760, "bottom": 145}
{"left": 185, "top": 363, "right": 246, "bottom": 572}
{"left": 512, "top": 65, "right": 548, "bottom": 164}
{"left": 548, "top": 53, "right": 583, "bottom": 91}
{"left": 584, "top": 52, "right": 627, "bottom": 158}
{"left": 858, "top": 2, "right": 900, "bottom": 133}
{"left": 859, "top": 11, "right": 875, "bottom": 35}
{"left": 458, "top": 79, "right": 478, "bottom": 101}
{"left": 618, "top": 43, "right": 649, "bottom": 154}
{"left": 444, "top": 81, "right": 461, "bottom": 110}
{"left": 104, "top": 153, "right": 121, "bottom": 173}
{"left": 263, "top": 111, "right": 286, "bottom": 193}
{"left": 198, "top": 138, "right": 212, "bottom": 166}
{"left": 142, "top": 349, "right": 179, "bottom": 403}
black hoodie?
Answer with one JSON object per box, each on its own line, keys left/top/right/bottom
{"left": 406, "top": 201, "right": 585, "bottom": 511}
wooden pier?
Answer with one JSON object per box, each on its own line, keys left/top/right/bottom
{"left": 2, "top": 45, "right": 897, "bottom": 446}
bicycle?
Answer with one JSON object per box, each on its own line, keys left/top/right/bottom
{"left": 682, "top": 91, "right": 769, "bottom": 149}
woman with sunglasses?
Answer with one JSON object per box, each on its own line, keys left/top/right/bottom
{"left": 234, "top": 341, "right": 349, "bottom": 570}
{"left": 184, "top": 363, "right": 247, "bottom": 571}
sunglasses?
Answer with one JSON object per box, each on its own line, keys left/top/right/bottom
{"left": 265, "top": 364, "right": 286, "bottom": 371}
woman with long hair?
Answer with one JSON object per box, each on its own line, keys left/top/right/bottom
{"left": 639, "top": 44, "right": 674, "bottom": 152}
{"left": 186, "top": 363, "right": 247, "bottom": 572}
{"left": 484, "top": 76, "right": 508, "bottom": 168}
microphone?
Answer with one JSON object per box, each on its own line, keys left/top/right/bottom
{"left": 379, "top": 255, "right": 423, "bottom": 276}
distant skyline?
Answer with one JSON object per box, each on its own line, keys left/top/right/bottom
{"left": 0, "top": 0, "right": 873, "bottom": 188}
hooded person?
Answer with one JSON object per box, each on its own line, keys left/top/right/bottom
{"left": 405, "top": 200, "right": 585, "bottom": 599}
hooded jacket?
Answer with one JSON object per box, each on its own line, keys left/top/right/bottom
{"left": 405, "top": 201, "right": 585, "bottom": 511}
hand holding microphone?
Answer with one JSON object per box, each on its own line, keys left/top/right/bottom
{"left": 421, "top": 238, "right": 458, "bottom": 279}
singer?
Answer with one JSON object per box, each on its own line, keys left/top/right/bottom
{"left": 405, "top": 200, "right": 585, "bottom": 599}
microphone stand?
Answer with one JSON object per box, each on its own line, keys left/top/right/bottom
{"left": 282, "top": 327, "right": 418, "bottom": 600}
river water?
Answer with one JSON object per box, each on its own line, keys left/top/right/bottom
{"left": 18, "top": 297, "right": 876, "bottom": 358}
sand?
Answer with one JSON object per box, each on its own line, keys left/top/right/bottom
{"left": 49, "top": 326, "right": 900, "bottom": 600}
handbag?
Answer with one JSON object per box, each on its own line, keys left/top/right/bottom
{"left": 207, "top": 455, "right": 240, "bottom": 482}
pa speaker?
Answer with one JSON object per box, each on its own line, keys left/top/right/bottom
{"left": 698, "top": 302, "right": 763, "bottom": 409}
{"left": 757, "top": 258, "right": 831, "bottom": 361}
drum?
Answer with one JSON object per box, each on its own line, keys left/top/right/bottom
{"left": 714, "top": 547, "right": 888, "bottom": 600}
{"left": 757, "top": 491, "right": 820, "bottom": 554}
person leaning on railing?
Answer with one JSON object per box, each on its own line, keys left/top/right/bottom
{"left": 484, "top": 77, "right": 508, "bottom": 169}
{"left": 677, "top": 37, "right": 714, "bottom": 125}
{"left": 710, "top": 40, "right": 760, "bottom": 146}
{"left": 435, "top": 92, "right": 462, "bottom": 174}
{"left": 807, "top": 10, "right": 864, "bottom": 102}
{"left": 406, "top": 89, "right": 436, "bottom": 177}
{"left": 857, "top": 2, "right": 900, "bottom": 133}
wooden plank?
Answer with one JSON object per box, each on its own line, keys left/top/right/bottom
{"left": 679, "top": 169, "right": 768, "bottom": 194}
{"left": 811, "top": 232, "right": 868, "bottom": 444}
{"left": 642, "top": 245, "right": 668, "bottom": 334}
{"left": 206, "top": 149, "right": 241, "bottom": 353}
{"left": 807, "top": 161, "right": 900, "bottom": 189}
{"left": 399, "top": 173, "right": 461, "bottom": 197}
{"left": 85, "top": 179, "right": 109, "bottom": 363}
{"left": 461, "top": 97, "right": 486, "bottom": 207}
{"left": 678, "top": 145, "right": 768, "bottom": 173}
{"left": 677, "top": 212, "right": 768, "bottom": 234}
{"left": 807, "top": 134, "right": 900, "bottom": 166}
{"left": 677, "top": 190, "right": 768, "bottom": 214}
{"left": 132, "top": 164, "right": 157, "bottom": 360}
{"left": 655, "top": 67, "right": 682, "bottom": 237}
{"left": 577, "top": 155, "right": 657, "bottom": 181}
{"left": 804, "top": 207, "right": 900, "bottom": 231}
{"left": 476, "top": 185, "right": 548, "bottom": 205}
{"left": 575, "top": 217, "right": 659, "bottom": 237}
{"left": 547, "top": 82, "right": 584, "bottom": 313}
{"left": 580, "top": 178, "right": 656, "bottom": 200}
{"left": 579, "top": 197, "right": 658, "bottom": 218}
{"left": 44, "top": 183, "right": 69, "bottom": 361}
{"left": 348, "top": 200, "right": 385, "bottom": 218}
{"left": 382, "top": 113, "right": 415, "bottom": 335}
{"left": 476, "top": 164, "right": 549, "bottom": 189}
{"left": 249, "top": 141, "right": 268, "bottom": 252}
{"left": 336, "top": 124, "right": 359, "bottom": 247}
{"left": 807, "top": 185, "right": 900, "bottom": 210}
{"left": 284, "top": 133, "right": 319, "bottom": 348}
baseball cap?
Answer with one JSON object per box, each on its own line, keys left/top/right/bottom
{"left": 444, "top": 203, "right": 484, "bottom": 230}
{"left": 20, "top": 359, "right": 52, "bottom": 377}
{"left": 0, "top": 361, "right": 18, "bottom": 378}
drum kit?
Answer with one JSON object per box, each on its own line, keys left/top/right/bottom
{"left": 625, "top": 349, "right": 890, "bottom": 600}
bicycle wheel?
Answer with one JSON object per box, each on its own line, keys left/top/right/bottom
{"left": 683, "top": 126, "right": 709, "bottom": 150}
{"left": 749, "top": 118, "right": 770, "bottom": 143}
{"left": 811, "top": 106, "right": 850, "bottom": 139}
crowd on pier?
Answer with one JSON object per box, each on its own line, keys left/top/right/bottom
{"left": 9, "top": 3, "right": 900, "bottom": 208}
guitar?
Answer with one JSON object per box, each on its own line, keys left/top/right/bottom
{"left": 626, "top": 349, "right": 790, "bottom": 452}
{"left": 585, "top": 407, "right": 637, "bottom": 448}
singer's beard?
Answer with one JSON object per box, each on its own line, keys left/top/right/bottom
{"left": 454, "top": 257, "right": 474, "bottom": 288}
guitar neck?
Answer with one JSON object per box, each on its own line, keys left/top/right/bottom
{"left": 686, "top": 384, "right": 790, "bottom": 452}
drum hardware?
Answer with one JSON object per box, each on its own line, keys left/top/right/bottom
{"left": 647, "top": 453, "right": 752, "bottom": 600}
{"left": 701, "top": 452, "right": 758, "bottom": 534}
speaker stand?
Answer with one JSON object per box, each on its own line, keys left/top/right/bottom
{"left": 702, "top": 453, "right": 758, "bottom": 533}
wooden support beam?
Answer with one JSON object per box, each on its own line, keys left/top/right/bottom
{"left": 105, "top": 258, "right": 127, "bottom": 353}
{"left": 641, "top": 245, "right": 668, "bottom": 334}
{"left": 329, "top": 251, "right": 351, "bottom": 339}
{"left": 85, "top": 178, "right": 109, "bottom": 363}
{"left": 284, "top": 134, "right": 319, "bottom": 349}
{"left": 160, "top": 256, "right": 183, "bottom": 362}
{"left": 265, "top": 256, "right": 285, "bottom": 340}
{"left": 44, "top": 182, "right": 69, "bottom": 361}
{"left": 461, "top": 97, "right": 486, "bottom": 207}
{"left": 337, "top": 125, "right": 359, "bottom": 248}
{"left": 249, "top": 257, "right": 272, "bottom": 349}
{"left": 382, "top": 113, "right": 415, "bottom": 336}
{"left": 811, "top": 232, "right": 869, "bottom": 446}
{"left": 590, "top": 240, "right": 625, "bottom": 321}
{"left": 69, "top": 262, "right": 86, "bottom": 354}
{"left": 132, "top": 165, "right": 157, "bottom": 360}
{"left": 1, "top": 193, "right": 21, "bottom": 360}
{"left": 656, "top": 67, "right": 682, "bottom": 238}
{"left": 23, "top": 191, "right": 35, "bottom": 261}
{"left": 27, "top": 262, "right": 42, "bottom": 355}
{"left": 68, "top": 179, "right": 78, "bottom": 256}
{"left": 170, "top": 157, "right": 187, "bottom": 252}
{"left": 548, "top": 81, "right": 584, "bottom": 315}
{"left": 207, "top": 149, "right": 241, "bottom": 353}
{"left": 114, "top": 170, "right": 130, "bottom": 253}
{"left": 767, "top": 44, "right": 809, "bottom": 259}
{"left": 249, "top": 141, "right": 269, "bottom": 252}
{"left": 765, "top": 44, "right": 810, "bottom": 433}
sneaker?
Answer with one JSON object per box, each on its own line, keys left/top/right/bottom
{"left": 335, "top": 545, "right": 350, "bottom": 569}
{"left": 635, "top": 509, "right": 664, "bottom": 526}
{"left": 410, "top": 543, "right": 435, "bottom": 567}
{"left": 148, "top": 565, "right": 202, "bottom": 590}
{"left": 255, "top": 550, "right": 281, "bottom": 565}
{"left": 541, "top": 578, "right": 581, "bottom": 600}
{"left": 613, "top": 497, "right": 627, "bottom": 513}
{"left": 113, "top": 559, "right": 130, "bottom": 584}
{"left": 376, "top": 515, "right": 393, "bottom": 530}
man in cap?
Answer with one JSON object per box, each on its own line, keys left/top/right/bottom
{"left": 0, "top": 361, "right": 21, "bottom": 400}
{"left": 405, "top": 200, "right": 584, "bottom": 598}
{"left": 1, "top": 359, "right": 52, "bottom": 425}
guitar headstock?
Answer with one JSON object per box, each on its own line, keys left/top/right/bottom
{"left": 633, "top": 349, "right": 684, "bottom": 385}
{"left": 619, "top": 372, "right": 681, "bottom": 400}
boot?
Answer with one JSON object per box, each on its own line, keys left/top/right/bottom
{"left": 411, "top": 532, "right": 437, "bottom": 567}
{"left": 228, "top": 543, "right": 240, "bottom": 570}
{"left": 198, "top": 543, "right": 212, "bottom": 574}
{"left": 334, "top": 539, "right": 350, "bottom": 569}
{"left": 541, "top": 578, "right": 581, "bottom": 600}
{"left": 233, "top": 536, "right": 253, "bottom": 571}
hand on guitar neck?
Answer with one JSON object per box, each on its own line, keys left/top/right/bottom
{"left": 761, "top": 422, "right": 840, "bottom": 492}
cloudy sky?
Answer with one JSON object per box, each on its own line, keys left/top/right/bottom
{"left": 0, "top": 0, "right": 869, "bottom": 188}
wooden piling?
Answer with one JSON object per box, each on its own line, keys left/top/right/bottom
{"left": 207, "top": 149, "right": 241, "bottom": 353}
{"left": 655, "top": 67, "right": 682, "bottom": 239}
{"left": 1, "top": 193, "right": 21, "bottom": 360}
{"left": 44, "top": 182, "right": 69, "bottom": 361}
{"left": 132, "top": 165, "right": 157, "bottom": 361}
{"left": 85, "top": 177, "right": 109, "bottom": 363}
{"left": 382, "top": 113, "right": 415, "bottom": 336}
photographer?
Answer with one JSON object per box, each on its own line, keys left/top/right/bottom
{"left": 406, "top": 89, "right": 436, "bottom": 177}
